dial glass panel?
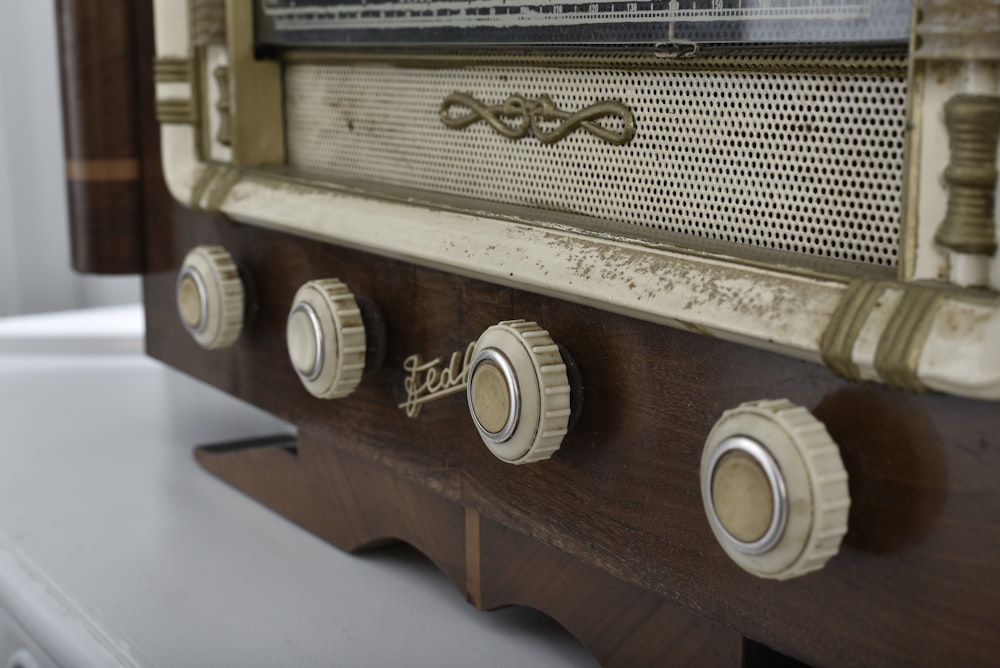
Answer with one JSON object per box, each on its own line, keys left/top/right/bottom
{"left": 255, "top": 0, "right": 911, "bottom": 49}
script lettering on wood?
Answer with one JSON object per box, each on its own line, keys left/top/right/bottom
{"left": 399, "top": 342, "right": 477, "bottom": 418}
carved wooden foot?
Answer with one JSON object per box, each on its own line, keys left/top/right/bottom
{"left": 195, "top": 431, "right": 759, "bottom": 668}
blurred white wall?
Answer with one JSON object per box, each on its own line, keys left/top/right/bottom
{"left": 0, "top": 1, "right": 141, "bottom": 317}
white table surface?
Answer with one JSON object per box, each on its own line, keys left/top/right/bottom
{"left": 0, "top": 306, "right": 596, "bottom": 667}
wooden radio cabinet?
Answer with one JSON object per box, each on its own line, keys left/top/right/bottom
{"left": 57, "top": 0, "right": 1000, "bottom": 665}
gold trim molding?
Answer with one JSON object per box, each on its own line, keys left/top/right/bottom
{"left": 154, "top": 57, "right": 192, "bottom": 83}
{"left": 157, "top": 98, "right": 197, "bottom": 125}
{"left": 440, "top": 93, "right": 635, "bottom": 146}
{"left": 821, "top": 280, "right": 951, "bottom": 392}
{"left": 934, "top": 94, "right": 1000, "bottom": 256}
{"left": 874, "top": 287, "right": 947, "bottom": 393}
{"left": 820, "top": 280, "right": 893, "bottom": 382}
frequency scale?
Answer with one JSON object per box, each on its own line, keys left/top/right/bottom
{"left": 255, "top": 0, "right": 912, "bottom": 47}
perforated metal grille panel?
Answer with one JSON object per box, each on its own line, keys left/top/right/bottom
{"left": 284, "top": 56, "right": 907, "bottom": 269}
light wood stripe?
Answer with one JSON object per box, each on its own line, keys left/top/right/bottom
{"left": 65, "top": 158, "right": 140, "bottom": 182}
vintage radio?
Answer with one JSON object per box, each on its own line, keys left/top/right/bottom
{"left": 58, "top": 0, "right": 1000, "bottom": 665}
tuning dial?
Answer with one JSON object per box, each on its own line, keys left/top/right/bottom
{"left": 467, "top": 320, "right": 573, "bottom": 464}
{"left": 286, "top": 279, "right": 366, "bottom": 399}
{"left": 176, "top": 245, "right": 244, "bottom": 349}
{"left": 701, "top": 399, "right": 850, "bottom": 580}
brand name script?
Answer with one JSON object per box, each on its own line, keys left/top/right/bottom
{"left": 399, "top": 342, "right": 476, "bottom": 418}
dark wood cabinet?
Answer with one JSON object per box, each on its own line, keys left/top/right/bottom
{"left": 56, "top": 1, "right": 1000, "bottom": 666}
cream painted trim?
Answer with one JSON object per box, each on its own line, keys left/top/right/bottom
{"left": 189, "top": 166, "right": 1000, "bottom": 401}
{"left": 154, "top": 0, "right": 201, "bottom": 205}
{"left": 204, "top": 45, "right": 233, "bottom": 163}
{"left": 921, "top": 298, "right": 1000, "bottom": 398}
{"left": 910, "top": 0, "right": 1000, "bottom": 287}
{"left": 222, "top": 173, "right": 842, "bottom": 363}
{"left": 153, "top": 0, "right": 1000, "bottom": 402}
{"left": 160, "top": 124, "right": 208, "bottom": 208}
{"left": 153, "top": 0, "right": 188, "bottom": 58}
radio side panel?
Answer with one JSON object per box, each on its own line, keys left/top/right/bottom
{"left": 55, "top": 0, "right": 147, "bottom": 274}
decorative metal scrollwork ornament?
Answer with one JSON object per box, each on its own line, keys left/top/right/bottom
{"left": 440, "top": 92, "right": 635, "bottom": 145}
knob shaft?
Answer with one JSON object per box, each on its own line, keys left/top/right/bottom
{"left": 467, "top": 320, "right": 573, "bottom": 464}
{"left": 701, "top": 399, "right": 850, "bottom": 580}
{"left": 286, "top": 279, "right": 366, "bottom": 399}
{"left": 176, "top": 245, "right": 244, "bottom": 349}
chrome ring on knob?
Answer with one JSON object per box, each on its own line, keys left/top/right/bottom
{"left": 705, "top": 436, "right": 788, "bottom": 556}
{"left": 467, "top": 347, "right": 520, "bottom": 444}
{"left": 287, "top": 301, "right": 325, "bottom": 382}
{"left": 176, "top": 265, "right": 210, "bottom": 336}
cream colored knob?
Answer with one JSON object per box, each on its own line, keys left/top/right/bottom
{"left": 286, "top": 279, "right": 366, "bottom": 399}
{"left": 701, "top": 399, "right": 850, "bottom": 580}
{"left": 467, "top": 320, "right": 573, "bottom": 464}
{"left": 176, "top": 245, "right": 244, "bottom": 349}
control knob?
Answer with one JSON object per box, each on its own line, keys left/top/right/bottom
{"left": 286, "top": 279, "right": 367, "bottom": 399}
{"left": 176, "top": 245, "right": 244, "bottom": 349}
{"left": 701, "top": 399, "right": 850, "bottom": 580}
{"left": 467, "top": 320, "right": 574, "bottom": 464}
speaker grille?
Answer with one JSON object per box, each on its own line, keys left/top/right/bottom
{"left": 284, "top": 55, "right": 907, "bottom": 270}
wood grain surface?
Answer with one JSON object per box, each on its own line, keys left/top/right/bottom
{"left": 55, "top": 0, "right": 146, "bottom": 273}
{"left": 144, "top": 214, "right": 1000, "bottom": 667}
{"left": 196, "top": 432, "right": 468, "bottom": 594}
{"left": 476, "top": 515, "right": 747, "bottom": 668}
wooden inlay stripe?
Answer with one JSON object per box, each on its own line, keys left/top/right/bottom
{"left": 65, "top": 158, "right": 140, "bottom": 182}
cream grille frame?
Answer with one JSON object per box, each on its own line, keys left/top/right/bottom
{"left": 282, "top": 56, "right": 907, "bottom": 271}
{"left": 153, "top": 0, "right": 1000, "bottom": 401}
